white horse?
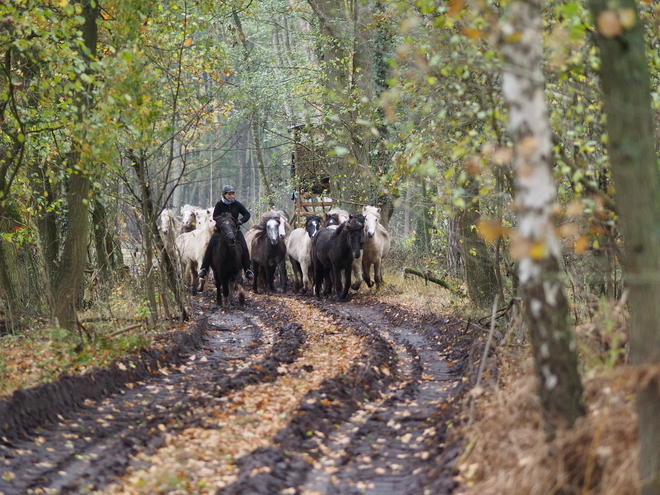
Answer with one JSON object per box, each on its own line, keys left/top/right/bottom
{"left": 287, "top": 214, "right": 322, "bottom": 294}
{"left": 180, "top": 204, "right": 199, "bottom": 233}
{"left": 175, "top": 208, "right": 215, "bottom": 294}
{"left": 352, "top": 205, "right": 391, "bottom": 290}
{"left": 159, "top": 208, "right": 181, "bottom": 267}
{"left": 159, "top": 208, "right": 181, "bottom": 240}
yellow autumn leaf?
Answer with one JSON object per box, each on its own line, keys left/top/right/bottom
{"left": 529, "top": 241, "right": 546, "bottom": 260}
{"left": 575, "top": 235, "right": 590, "bottom": 254}
{"left": 54, "top": 0, "right": 68, "bottom": 6}
{"left": 448, "top": 0, "right": 465, "bottom": 18}
{"left": 184, "top": 37, "right": 193, "bottom": 47}
{"left": 477, "top": 219, "right": 510, "bottom": 244}
{"left": 462, "top": 27, "right": 482, "bottom": 40}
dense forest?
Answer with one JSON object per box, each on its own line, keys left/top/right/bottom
{"left": 2, "top": 0, "right": 660, "bottom": 492}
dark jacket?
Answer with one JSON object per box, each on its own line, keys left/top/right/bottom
{"left": 213, "top": 200, "right": 250, "bottom": 226}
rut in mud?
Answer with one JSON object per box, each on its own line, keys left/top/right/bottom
{"left": 0, "top": 291, "right": 475, "bottom": 495}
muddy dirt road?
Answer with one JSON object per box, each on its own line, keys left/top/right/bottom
{"left": 0, "top": 291, "right": 473, "bottom": 495}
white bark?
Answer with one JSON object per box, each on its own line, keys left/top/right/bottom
{"left": 499, "top": 0, "right": 584, "bottom": 429}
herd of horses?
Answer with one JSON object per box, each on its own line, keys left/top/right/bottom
{"left": 159, "top": 205, "right": 391, "bottom": 308}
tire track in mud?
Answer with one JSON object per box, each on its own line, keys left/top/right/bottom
{"left": 299, "top": 302, "right": 464, "bottom": 495}
{"left": 0, "top": 301, "right": 303, "bottom": 494}
{"left": 219, "top": 298, "right": 468, "bottom": 495}
{"left": 0, "top": 294, "right": 471, "bottom": 495}
{"left": 108, "top": 296, "right": 380, "bottom": 493}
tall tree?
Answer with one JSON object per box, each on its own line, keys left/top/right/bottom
{"left": 500, "top": 0, "right": 585, "bottom": 431}
{"left": 51, "top": 0, "right": 99, "bottom": 331}
{"left": 587, "top": 1, "right": 660, "bottom": 491}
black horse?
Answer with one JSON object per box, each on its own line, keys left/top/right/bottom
{"left": 250, "top": 213, "right": 288, "bottom": 294}
{"left": 209, "top": 213, "right": 246, "bottom": 307}
{"left": 311, "top": 214, "right": 365, "bottom": 301}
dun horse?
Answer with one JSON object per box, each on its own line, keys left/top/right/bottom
{"left": 287, "top": 214, "right": 322, "bottom": 294}
{"left": 353, "top": 205, "right": 391, "bottom": 290}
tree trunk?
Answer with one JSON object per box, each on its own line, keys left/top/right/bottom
{"left": 51, "top": 0, "right": 99, "bottom": 331}
{"left": 500, "top": 0, "right": 585, "bottom": 431}
{"left": 457, "top": 178, "right": 499, "bottom": 305}
{"left": 250, "top": 112, "right": 272, "bottom": 202}
{"left": 231, "top": 11, "right": 272, "bottom": 204}
{"left": 128, "top": 149, "right": 158, "bottom": 324}
{"left": 52, "top": 169, "right": 91, "bottom": 330}
{"left": 587, "top": 1, "right": 660, "bottom": 491}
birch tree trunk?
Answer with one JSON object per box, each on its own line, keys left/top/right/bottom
{"left": 587, "top": 1, "right": 660, "bottom": 491}
{"left": 499, "top": 0, "right": 585, "bottom": 431}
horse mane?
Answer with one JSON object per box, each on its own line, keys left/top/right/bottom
{"left": 346, "top": 214, "right": 365, "bottom": 230}
{"left": 252, "top": 216, "right": 275, "bottom": 241}
{"left": 362, "top": 205, "right": 380, "bottom": 219}
{"left": 305, "top": 214, "right": 322, "bottom": 225}
{"left": 213, "top": 211, "right": 236, "bottom": 230}
{"left": 260, "top": 209, "right": 289, "bottom": 223}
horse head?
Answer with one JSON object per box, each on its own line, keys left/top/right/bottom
{"left": 346, "top": 214, "right": 366, "bottom": 259}
{"left": 159, "top": 209, "right": 175, "bottom": 235}
{"left": 266, "top": 218, "right": 281, "bottom": 245}
{"left": 362, "top": 206, "right": 381, "bottom": 238}
{"left": 324, "top": 208, "right": 349, "bottom": 229}
{"left": 214, "top": 212, "right": 237, "bottom": 245}
{"left": 196, "top": 208, "right": 216, "bottom": 233}
{"left": 180, "top": 204, "right": 198, "bottom": 232}
{"left": 305, "top": 214, "right": 322, "bottom": 238}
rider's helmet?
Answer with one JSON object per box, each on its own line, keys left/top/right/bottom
{"left": 222, "top": 185, "right": 236, "bottom": 195}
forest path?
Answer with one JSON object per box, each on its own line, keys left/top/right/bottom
{"left": 0, "top": 291, "right": 472, "bottom": 495}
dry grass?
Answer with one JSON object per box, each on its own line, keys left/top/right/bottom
{"left": 454, "top": 298, "right": 640, "bottom": 495}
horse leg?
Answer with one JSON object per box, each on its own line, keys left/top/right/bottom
{"left": 236, "top": 277, "right": 246, "bottom": 306}
{"left": 341, "top": 266, "right": 352, "bottom": 300}
{"left": 191, "top": 264, "right": 199, "bottom": 295}
{"left": 266, "top": 265, "right": 276, "bottom": 293}
{"left": 365, "top": 259, "right": 375, "bottom": 288}
{"left": 214, "top": 272, "right": 222, "bottom": 306}
{"left": 290, "top": 256, "right": 303, "bottom": 293}
{"left": 217, "top": 284, "right": 224, "bottom": 307}
{"left": 223, "top": 280, "right": 231, "bottom": 308}
{"left": 313, "top": 262, "right": 324, "bottom": 299}
{"left": 332, "top": 265, "right": 344, "bottom": 301}
{"left": 374, "top": 257, "right": 383, "bottom": 288}
{"left": 323, "top": 268, "right": 333, "bottom": 297}
{"left": 279, "top": 259, "right": 288, "bottom": 293}
{"left": 300, "top": 259, "right": 310, "bottom": 294}
{"left": 252, "top": 262, "right": 259, "bottom": 294}
{"left": 352, "top": 258, "right": 363, "bottom": 291}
